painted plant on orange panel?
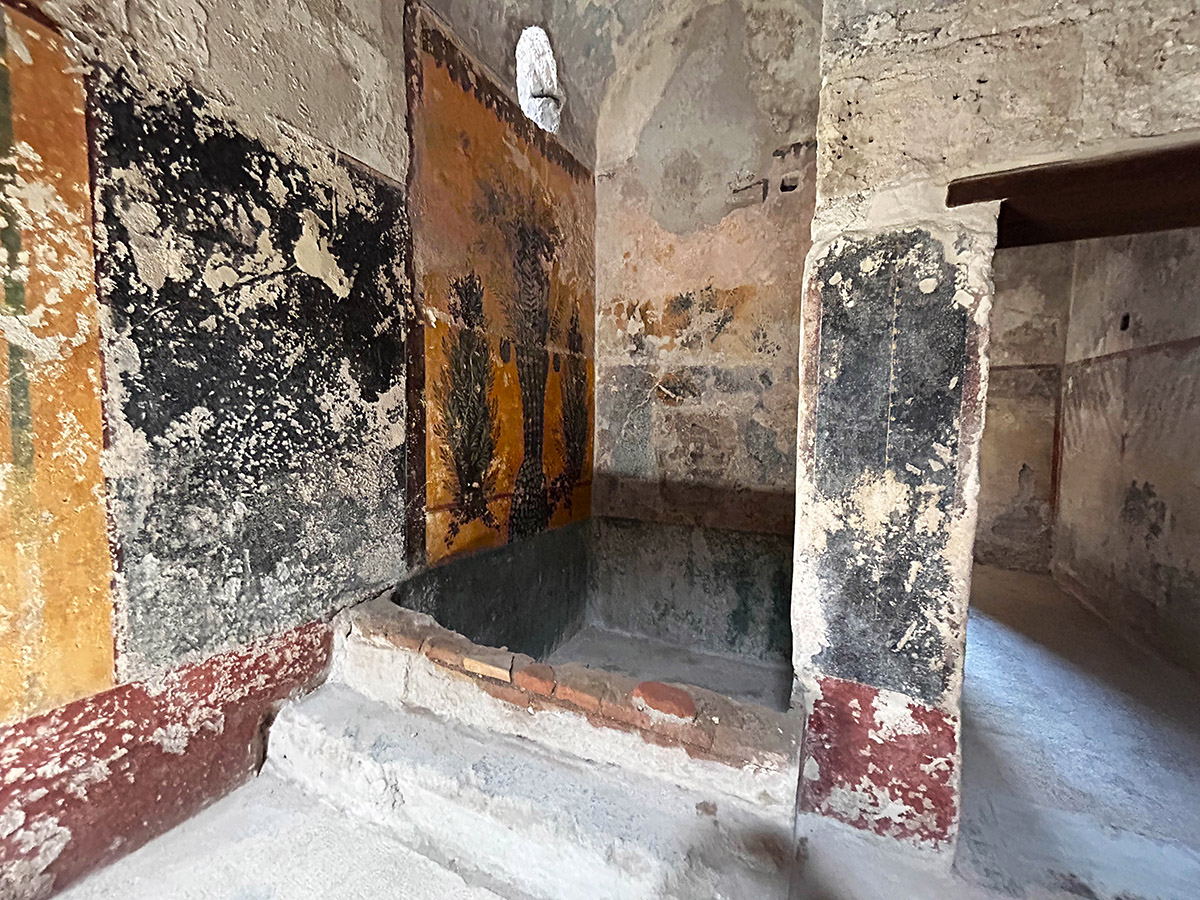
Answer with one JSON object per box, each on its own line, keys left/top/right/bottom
{"left": 414, "top": 15, "right": 594, "bottom": 564}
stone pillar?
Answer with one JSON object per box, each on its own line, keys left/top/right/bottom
{"left": 792, "top": 207, "right": 997, "bottom": 850}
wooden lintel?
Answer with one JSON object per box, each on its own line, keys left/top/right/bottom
{"left": 946, "top": 143, "right": 1200, "bottom": 248}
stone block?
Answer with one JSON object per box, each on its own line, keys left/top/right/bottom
{"left": 818, "top": 25, "right": 1086, "bottom": 198}
{"left": 462, "top": 646, "right": 515, "bottom": 682}
{"left": 512, "top": 659, "right": 557, "bottom": 696}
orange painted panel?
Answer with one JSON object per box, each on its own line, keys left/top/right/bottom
{"left": 412, "top": 18, "right": 594, "bottom": 565}
{"left": 0, "top": 8, "right": 113, "bottom": 724}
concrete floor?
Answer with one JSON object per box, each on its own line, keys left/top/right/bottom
{"left": 57, "top": 772, "right": 505, "bottom": 900}
{"left": 956, "top": 565, "right": 1200, "bottom": 898}
{"left": 56, "top": 564, "right": 1200, "bottom": 900}
{"left": 549, "top": 624, "right": 794, "bottom": 711}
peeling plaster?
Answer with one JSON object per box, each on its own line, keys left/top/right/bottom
{"left": 89, "top": 67, "right": 412, "bottom": 677}
{"left": 0, "top": 624, "right": 330, "bottom": 899}
{"left": 800, "top": 676, "right": 959, "bottom": 848}
{"left": 793, "top": 227, "right": 993, "bottom": 711}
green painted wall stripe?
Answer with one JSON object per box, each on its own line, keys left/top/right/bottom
{"left": 0, "top": 14, "right": 35, "bottom": 472}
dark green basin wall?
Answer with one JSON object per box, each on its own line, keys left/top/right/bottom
{"left": 392, "top": 516, "right": 793, "bottom": 665}
{"left": 392, "top": 521, "right": 590, "bottom": 660}
{"left": 587, "top": 517, "right": 793, "bottom": 665}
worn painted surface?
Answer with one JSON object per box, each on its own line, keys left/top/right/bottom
{"left": 90, "top": 67, "right": 411, "bottom": 677}
{"left": 589, "top": 517, "right": 791, "bottom": 664}
{"left": 412, "top": 14, "right": 594, "bottom": 565}
{"left": 1054, "top": 228, "right": 1200, "bottom": 674}
{"left": 975, "top": 367, "right": 1060, "bottom": 573}
{"left": 800, "top": 675, "right": 958, "bottom": 847}
{"left": 43, "top": 0, "right": 410, "bottom": 185}
{"left": 975, "top": 244, "right": 1071, "bottom": 573}
{"left": 593, "top": 0, "right": 818, "bottom": 535}
{"left": 0, "top": 622, "right": 331, "bottom": 900}
{"left": 794, "top": 228, "right": 990, "bottom": 709}
{"left": 0, "top": 7, "right": 114, "bottom": 725}
{"left": 587, "top": 1, "right": 818, "bottom": 658}
{"left": 394, "top": 520, "right": 588, "bottom": 659}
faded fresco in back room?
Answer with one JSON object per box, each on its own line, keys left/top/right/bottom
{"left": 90, "top": 66, "right": 412, "bottom": 676}
{"left": 412, "top": 16, "right": 595, "bottom": 565}
{"left": 0, "top": 7, "right": 114, "bottom": 724}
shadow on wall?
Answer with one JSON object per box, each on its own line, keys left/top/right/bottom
{"left": 593, "top": 473, "right": 796, "bottom": 537}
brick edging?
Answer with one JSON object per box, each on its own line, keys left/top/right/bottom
{"left": 351, "top": 599, "right": 799, "bottom": 772}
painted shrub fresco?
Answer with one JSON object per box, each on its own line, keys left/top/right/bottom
{"left": 413, "top": 15, "right": 594, "bottom": 564}
{"left": 0, "top": 7, "right": 114, "bottom": 724}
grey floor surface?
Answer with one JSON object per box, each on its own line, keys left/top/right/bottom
{"left": 56, "top": 565, "right": 1200, "bottom": 900}
{"left": 548, "top": 624, "right": 794, "bottom": 711}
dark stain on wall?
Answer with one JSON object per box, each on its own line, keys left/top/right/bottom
{"left": 91, "top": 67, "right": 412, "bottom": 672}
{"left": 810, "top": 229, "right": 967, "bottom": 705}
{"left": 394, "top": 520, "right": 589, "bottom": 659}
{"left": 1121, "top": 481, "right": 1168, "bottom": 545}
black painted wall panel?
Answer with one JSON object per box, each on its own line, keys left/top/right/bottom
{"left": 809, "top": 229, "right": 968, "bottom": 704}
{"left": 91, "top": 68, "right": 412, "bottom": 672}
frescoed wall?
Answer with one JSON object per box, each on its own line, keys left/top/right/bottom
{"left": 1, "top": 3, "right": 417, "bottom": 891}
{"left": 90, "top": 67, "right": 412, "bottom": 677}
{"left": 411, "top": 14, "right": 594, "bottom": 566}
{"left": 0, "top": 6, "right": 114, "bottom": 725}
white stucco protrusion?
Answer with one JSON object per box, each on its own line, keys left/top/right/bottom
{"left": 516, "top": 26, "right": 562, "bottom": 134}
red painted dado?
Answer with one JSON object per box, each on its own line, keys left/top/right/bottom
{"left": 800, "top": 675, "right": 959, "bottom": 847}
{"left": 0, "top": 622, "right": 332, "bottom": 898}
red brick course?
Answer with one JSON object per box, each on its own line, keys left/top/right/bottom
{"left": 462, "top": 646, "right": 515, "bottom": 682}
{"left": 633, "top": 681, "right": 697, "bottom": 721}
{"left": 512, "top": 659, "right": 557, "bottom": 696}
{"left": 553, "top": 664, "right": 610, "bottom": 714}
{"left": 353, "top": 596, "right": 446, "bottom": 652}
{"left": 347, "top": 601, "right": 800, "bottom": 773}
{"left": 476, "top": 677, "right": 532, "bottom": 707}
{"left": 423, "top": 632, "right": 477, "bottom": 669}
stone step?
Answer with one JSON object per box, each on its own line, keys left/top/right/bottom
{"left": 267, "top": 682, "right": 798, "bottom": 900}
{"left": 329, "top": 597, "right": 801, "bottom": 817}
